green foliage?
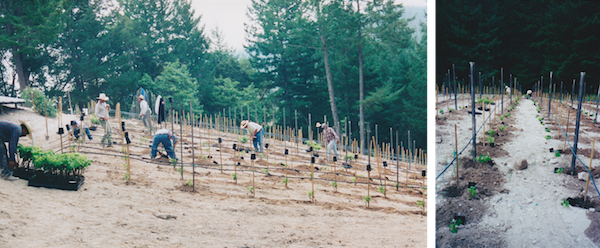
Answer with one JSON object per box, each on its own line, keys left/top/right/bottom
{"left": 545, "top": 135, "right": 551, "bottom": 140}
{"left": 352, "top": 177, "right": 357, "bottom": 183}
{"left": 500, "top": 125, "right": 505, "bottom": 131}
{"left": 545, "top": 128, "right": 551, "bottom": 133}
{"left": 187, "top": 179, "right": 193, "bottom": 186}
{"left": 308, "top": 190, "right": 314, "bottom": 199}
{"left": 449, "top": 108, "right": 454, "bottom": 112}
{"left": 262, "top": 168, "right": 268, "bottom": 174}
{"left": 238, "top": 137, "right": 249, "bottom": 144}
{"left": 449, "top": 218, "right": 463, "bottom": 233}
{"left": 170, "top": 158, "right": 177, "bottom": 166}
{"left": 555, "top": 168, "right": 564, "bottom": 174}
{"left": 142, "top": 60, "right": 202, "bottom": 115}
{"left": 331, "top": 181, "right": 338, "bottom": 189}
{"left": 178, "top": 166, "right": 183, "bottom": 176}
{"left": 17, "top": 144, "right": 42, "bottom": 162}
{"left": 33, "top": 150, "right": 92, "bottom": 176}
{"left": 468, "top": 186, "right": 476, "bottom": 198}
{"left": 555, "top": 151, "right": 561, "bottom": 158}
{"left": 476, "top": 153, "right": 491, "bottom": 163}
{"left": 344, "top": 154, "right": 355, "bottom": 161}
{"left": 488, "top": 130, "right": 496, "bottom": 136}
{"left": 486, "top": 135, "right": 495, "bottom": 144}
{"left": 248, "top": 186, "right": 254, "bottom": 194}
{"left": 124, "top": 173, "right": 130, "bottom": 181}
{"left": 231, "top": 173, "right": 237, "bottom": 181}
{"left": 305, "top": 141, "right": 322, "bottom": 150}
{"left": 21, "top": 88, "right": 57, "bottom": 117}
{"left": 378, "top": 186, "right": 386, "bottom": 194}
{"left": 439, "top": 109, "right": 444, "bottom": 114}
{"left": 90, "top": 115, "right": 100, "bottom": 125}
{"left": 282, "top": 177, "right": 288, "bottom": 184}
{"left": 364, "top": 195, "right": 371, "bottom": 203}
{"left": 561, "top": 199, "right": 570, "bottom": 208}
{"left": 417, "top": 200, "right": 424, "bottom": 208}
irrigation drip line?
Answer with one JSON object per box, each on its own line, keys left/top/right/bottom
{"left": 57, "top": 140, "right": 422, "bottom": 175}
{"left": 549, "top": 104, "right": 600, "bottom": 199}
{"left": 54, "top": 148, "right": 424, "bottom": 189}
{"left": 436, "top": 97, "right": 507, "bottom": 180}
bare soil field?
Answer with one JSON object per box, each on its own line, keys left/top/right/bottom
{"left": 0, "top": 106, "right": 426, "bottom": 248}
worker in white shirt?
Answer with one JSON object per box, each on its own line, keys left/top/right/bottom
{"left": 138, "top": 95, "right": 152, "bottom": 133}
{"left": 240, "top": 120, "right": 263, "bottom": 152}
{"left": 95, "top": 93, "right": 112, "bottom": 147}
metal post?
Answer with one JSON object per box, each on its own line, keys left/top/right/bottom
{"left": 453, "top": 64, "right": 457, "bottom": 110}
{"left": 595, "top": 83, "right": 600, "bottom": 123}
{"left": 470, "top": 62, "right": 476, "bottom": 162}
{"left": 548, "top": 72, "right": 553, "bottom": 119}
{"left": 501, "top": 67, "right": 503, "bottom": 114}
{"left": 571, "top": 72, "right": 586, "bottom": 175}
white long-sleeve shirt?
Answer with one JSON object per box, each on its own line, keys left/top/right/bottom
{"left": 140, "top": 100, "right": 150, "bottom": 116}
{"left": 95, "top": 101, "right": 109, "bottom": 118}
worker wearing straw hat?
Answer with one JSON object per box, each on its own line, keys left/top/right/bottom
{"left": 95, "top": 93, "right": 112, "bottom": 147}
{"left": 241, "top": 120, "right": 263, "bottom": 152}
{"left": 0, "top": 120, "right": 33, "bottom": 178}
{"left": 319, "top": 122, "right": 339, "bottom": 160}
{"left": 138, "top": 95, "right": 152, "bottom": 133}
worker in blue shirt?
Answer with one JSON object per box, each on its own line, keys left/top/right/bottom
{"left": 0, "top": 120, "right": 33, "bottom": 178}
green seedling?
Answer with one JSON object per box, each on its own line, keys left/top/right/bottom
{"left": 378, "top": 186, "right": 386, "bottom": 194}
{"left": 247, "top": 186, "right": 254, "bottom": 194}
{"left": 262, "top": 168, "right": 269, "bottom": 174}
{"left": 545, "top": 135, "right": 551, "bottom": 140}
{"left": 305, "top": 141, "right": 322, "bottom": 150}
{"left": 476, "top": 153, "right": 491, "bottom": 163}
{"left": 499, "top": 115, "right": 504, "bottom": 121}
{"left": 170, "top": 158, "right": 177, "bottom": 166}
{"left": 187, "top": 179, "right": 192, "bottom": 186}
{"left": 308, "top": 190, "right": 314, "bottom": 199}
{"left": 238, "top": 137, "right": 249, "bottom": 143}
{"left": 323, "top": 166, "right": 328, "bottom": 171}
{"left": 352, "top": 177, "right": 357, "bottom": 183}
{"left": 231, "top": 173, "right": 237, "bottom": 180}
{"left": 344, "top": 154, "right": 355, "bottom": 161}
{"left": 506, "top": 113, "right": 511, "bottom": 117}
{"left": 561, "top": 199, "right": 570, "bottom": 208}
{"left": 331, "top": 181, "right": 338, "bottom": 189}
{"left": 417, "top": 200, "right": 425, "bottom": 208}
{"left": 555, "top": 168, "right": 564, "bottom": 174}
{"left": 308, "top": 172, "right": 313, "bottom": 178}
{"left": 468, "top": 186, "right": 476, "bottom": 198}
{"left": 500, "top": 125, "right": 505, "bottom": 131}
{"left": 439, "top": 109, "right": 444, "bottom": 114}
{"left": 486, "top": 136, "right": 495, "bottom": 144}
{"left": 555, "top": 151, "right": 561, "bottom": 158}
{"left": 282, "top": 177, "right": 288, "bottom": 184}
{"left": 124, "top": 172, "right": 130, "bottom": 180}
{"left": 178, "top": 166, "right": 183, "bottom": 175}
{"left": 449, "top": 108, "right": 454, "bottom": 112}
{"left": 364, "top": 195, "right": 371, "bottom": 203}
{"left": 395, "top": 182, "right": 399, "bottom": 189}
{"left": 488, "top": 130, "right": 496, "bottom": 135}
{"left": 545, "top": 128, "right": 551, "bottom": 132}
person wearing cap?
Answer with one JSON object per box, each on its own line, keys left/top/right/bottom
{"left": 241, "top": 120, "right": 263, "bottom": 152}
{"left": 138, "top": 95, "right": 152, "bottom": 133}
{"left": 0, "top": 120, "right": 33, "bottom": 178}
{"left": 320, "top": 122, "right": 339, "bottom": 160}
{"left": 95, "top": 93, "right": 112, "bottom": 147}
{"left": 150, "top": 129, "right": 178, "bottom": 160}
{"left": 68, "top": 120, "right": 93, "bottom": 141}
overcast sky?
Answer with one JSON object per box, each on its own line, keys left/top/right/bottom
{"left": 190, "top": 0, "right": 427, "bottom": 55}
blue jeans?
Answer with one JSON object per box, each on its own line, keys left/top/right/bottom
{"left": 253, "top": 129, "right": 263, "bottom": 152}
{"left": 151, "top": 134, "right": 177, "bottom": 159}
{"left": 327, "top": 140, "right": 339, "bottom": 159}
{"left": 74, "top": 127, "right": 92, "bottom": 140}
{"left": 1, "top": 139, "right": 11, "bottom": 177}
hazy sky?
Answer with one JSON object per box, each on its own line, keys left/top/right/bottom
{"left": 190, "top": 0, "right": 427, "bottom": 55}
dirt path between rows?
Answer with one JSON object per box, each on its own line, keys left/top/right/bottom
{"left": 436, "top": 97, "right": 599, "bottom": 247}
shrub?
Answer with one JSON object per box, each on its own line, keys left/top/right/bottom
{"left": 21, "top": 87, "right": 57, "bottom": 117}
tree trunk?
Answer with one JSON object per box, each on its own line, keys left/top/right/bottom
{"left": 319, "top": 33, "right": 340, "bottom": 137}
{"left": 6, "top": 21, "right": 29, "bottom": 90}
{"left": 357, "top": 0, "right": 365, "bottom": 155}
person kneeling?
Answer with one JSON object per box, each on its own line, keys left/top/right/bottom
{"left": 151, "top": 129, "right": 178, "bottom": 161}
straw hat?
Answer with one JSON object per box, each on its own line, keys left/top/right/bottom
{"left": 138, "top": 95, "right": 145, "bottom": 100}
{"left": 316, "top": 122, "right": 327, "bottom": 128}
{"left": 19, "top": 120, "right": 34, "bottom": 146}
{"left": 97, "top": 93, "right": 109, "bottom": 101}
{"left": 240, "top": 120, "right": 249, "bottom": 129}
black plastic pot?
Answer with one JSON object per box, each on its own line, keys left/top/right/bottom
{"left": 549, "top": 148, "right": 554, "bottom": 153}
{"left": 490, "top": 143, "right": 495, "bottom": 147}
{"left": 28, "top": 174, "right": 85, "bottom": 191}
{"left": 12, "top": 167, "right": 36, "bottom": 180}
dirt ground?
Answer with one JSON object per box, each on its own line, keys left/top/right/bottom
{"left": 0, "top": 106, "right": 426, "bottom": 248}
{"left": 436, "top": 96, "right": 600, "bottom": 247}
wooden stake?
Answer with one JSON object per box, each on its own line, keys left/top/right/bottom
{"left": 455, "top": 124, "right": 459, "bottom": 186}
